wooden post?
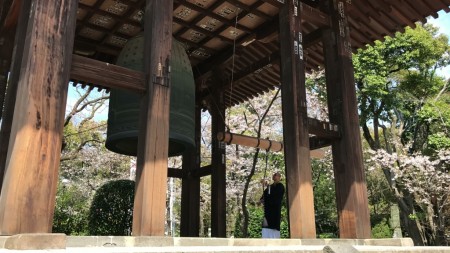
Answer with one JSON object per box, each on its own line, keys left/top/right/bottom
{"left": 0, "top": 26, "right": 15, "bottom": 189}
{"left": 210, "top": 71, "right": 227, "bottom": 237}
{"left": 0, "top": 26, "right": 14, "bottom": 120}
{"left": 278, "top": 0, "right": 316, "bottom": 238}
{"left": 0, "top": 0, "right": 28, "bottom": 191}
{"left": 322, "top": 0, "right": 371, "bottom": 238}
{"left": 0, "top": 0, "right": 77, "bottom": 234}
{"left": 132, "top": 0, "right": 173, "bottom": 236}
{"left": 180, "top": 103, "right": 201, "bottom": 237}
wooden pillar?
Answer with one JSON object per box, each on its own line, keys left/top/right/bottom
{"left": 0, "top": 0, "right": 27, "bottom": 191}
{"left": 0, "top": 28, "right": 14, "bottom": 189}
{"left": 278, "top": 0, "right": 316, "bottom": 238}
{"left": 180, "top": 102, "right": 201, "bottom": 237}
{"left": 0, "top": 27, "right": 14, "bottom": 120}
{"left": 210, "top": 73, "right": 227, "bottom": 237}
{"left": 0, "top": 0, "right": 77, "bottom": 234}
{"left": 321, "top": 0, "right": 371, "bottom": 238}
{"left": 132, "top": 0, "right": 173, "bottom": 236}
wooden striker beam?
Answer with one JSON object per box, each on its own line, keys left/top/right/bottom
{"left": 217, "top": 132, "right": 326, "bottom": 159}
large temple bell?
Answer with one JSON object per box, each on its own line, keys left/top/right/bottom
{"left": 106, "top": 34, "right": 195, "bottom": 156}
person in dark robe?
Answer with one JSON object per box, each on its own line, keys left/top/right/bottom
{"left": 260, "top": 172, "right": 285, "bottom": 238}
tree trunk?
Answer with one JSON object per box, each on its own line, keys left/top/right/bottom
{"left": 241, "top": 150, "right": 260, "bottom": 237}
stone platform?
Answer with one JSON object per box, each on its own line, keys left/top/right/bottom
{"left": 0, "top": 235, "right": 449, "bottom": 252}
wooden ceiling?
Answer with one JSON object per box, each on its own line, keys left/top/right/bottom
{"left": 4, "top": 0, "right": 450, "bottom": 107}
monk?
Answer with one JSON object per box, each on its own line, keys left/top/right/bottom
{"left": 260, "top": 172, "right": 285, "bottom": 238}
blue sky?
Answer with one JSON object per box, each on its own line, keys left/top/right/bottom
{"left": 428, "top": 10, "right": 450, "bottom": 79}
{"left": 67, "top": 10, "right": 450, "bottom": 121}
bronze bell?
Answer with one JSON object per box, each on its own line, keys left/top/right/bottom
{"left": 106, "top": 35, "right": 195, "bottom": 156}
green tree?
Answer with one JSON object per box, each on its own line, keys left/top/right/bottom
{"left": 311, "top": 156, "right": 338, "bottom": 237}
{"left": 354, "top": 23, "right": 450, "bottom": 245}
{"left": 53, "top": 86, "right": 131, "bottom": 235}
{"left": 53, "top": 184, "right": 89, "bottom": 235}
{"left": 88, "top": 179, "right": 135, "bottom": 235}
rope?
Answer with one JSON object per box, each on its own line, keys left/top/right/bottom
{"left": 205, "top": 84, "right": 229, "bottom": 131}
{"left": 226, "top": 7, "right": 240, "bottom": 128}
{"left": 262, "top": 148, "right": 269, "bottom": 194}
{"left": 204, "top": 8, "right": 240, "bottom": 133}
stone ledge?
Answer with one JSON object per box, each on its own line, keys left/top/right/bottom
{"left": 354, "top": 245, "right": 450, "bottom": 253}
{"left": 3, "top": 233, "right": 66, "bottom": 250}
{"left": 66, "top": 236, "right": 414, "bottom": 248}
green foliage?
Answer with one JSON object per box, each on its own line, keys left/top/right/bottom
{"left": 416, "top": 94, "right": 450, "bottom": 153}
{"left": 280, "top": 206, "right": 289, "bottom": 238}
{"left": 371, "top": 218, "right": 393, "bottom": 238}
{"left": 88, "top": 179, "right": 135, "bottom": 235}
{"left": 428, "top": 133, "right": 450, "bottom": 151}
{"left": 233, "top": 204, "right": 289, "bottom": 238}
{"left": 53, "top": 184, "right": 89, "bottom": 235}
{"left": 234, "top": 205, "right": 263, "bottom": 238}
{"left": 311, "top": 158, "right": 338, "bottom": 237}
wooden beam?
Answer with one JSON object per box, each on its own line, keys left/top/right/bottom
{"left": 0, "top": 0, "right": 77, "bottom": 234}
{"left": 279, "top": 0, "right": 316, "bottom": 238}
{"left": 0, "top": 26, "right": 15, "bottom": 191}
{"left": 180, "top": 149, "right": 201, "bottom": 236}
{"left": 309, "top": 136, "right": 332, "bottom": 150}
{"left": 217, "top": 132, "right": 283, "bottom": 152}
{"left": 198, "top": 27, "right": 325, "bottom": 102}
{"left": 210, "top": 69, "right": 227, "bottom": 237}
{"left": 168, "top": 168, "right": 184, "bottom": 178}
{"left": 132, "top": 0, "right": 173, "bottom": 236}
{"left": 308, "top": 117, "right": 340, "bottom": 138}
{"left": 261, "top": 0, "right": 329, "bottom": 26}
{"left": 70, "top": 54, "right": 145, "bottom": 93}
{"left": 180, "top": 103, "right": 201, "bottom": 237}
{"left": 0, "top": 26, "right": 14, "bottom": 120}
{"left": 192, "top": 165, "right": 213, "bottom": 178}
{"left": 0, "top": 0, "right": 24, "bottom": 182}
{"left": 300, "top": 2, "right": 330, "bottom": 27}
{"left": 172, "top": 16, "right": 234, "bottom": 45}
{"left": 192, "top": 13, "right": 282, "bottom": 82}
{"left": 0, "top": 0, "right": 19, "bottom": 30}
{"left": 77, "top": 2, "right": 142, "bottom": 28}
{"left": 72, "top": 43, "right": 355, "bottom": 101}
{"left": 322, "top": 0, "right": 371, "bottom": 239}
{"left": 226, "top": 0, "right": 272, "bottom": 20}
{"left": 74, "top": 38, "right": 121, "bottom": 56}
{"left": 174, "top": 0, "right": 252, "bottom": 34}
{"left": 217, "top": 132, "right": 326, "bottom": 159}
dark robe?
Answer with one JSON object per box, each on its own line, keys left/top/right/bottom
{"left": 262, "top": 182, "right": 285, "bottom": 231}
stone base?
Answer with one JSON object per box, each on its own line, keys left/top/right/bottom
{"left": 2, "top": 233, "right": 66, "bottom": 250}
{"left": 0, "top": 235, "right": 449, "bottom": 252}
{"left": 65, "top": 236, "right": 414, "bottom": 248}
